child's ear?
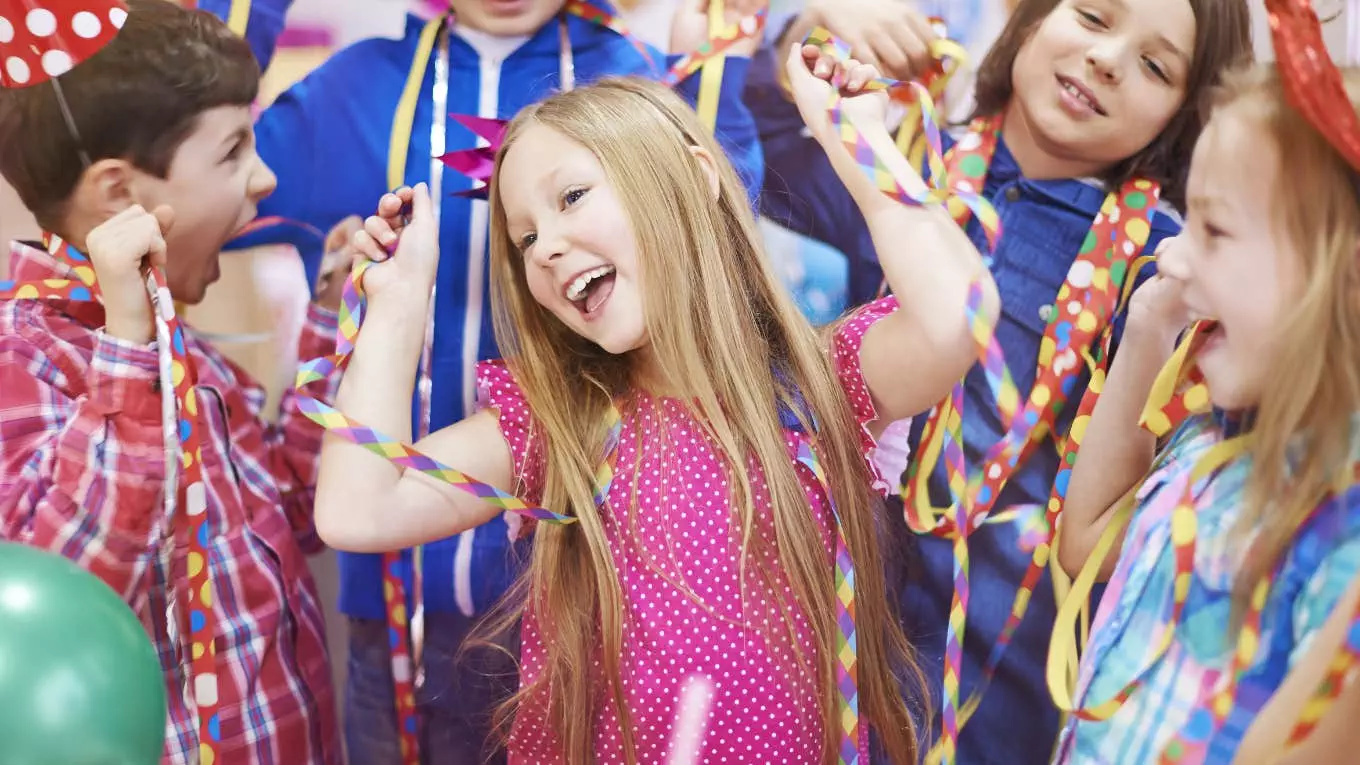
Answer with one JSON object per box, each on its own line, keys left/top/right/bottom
{"left": 687, "top": 145, "right": 721, "bottom": 201}
{"left": 73, "top": 158, "right": 137, "bottom": 219}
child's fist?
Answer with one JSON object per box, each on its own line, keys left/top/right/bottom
{"left": 1129, "top": 237, "right": 1193, "bottom": 348}
{"left": 350, "top": 184, "right": 439, "bottom": 307}
{"left": 87, "top": 204, "right": 175, "bottom": 344}
{"left": 785, "top": 42, "right": 887, "bottom": 143}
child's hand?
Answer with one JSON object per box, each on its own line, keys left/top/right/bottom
{"left": 788, "top": 0, "right": 938, "bottom": 81}
{"left": 669, "top": 0, "right": 765, "bottom": 58}
{"left": 314, "top": 215, "right": 363, "bottom": 311}
{"left": 350, "top": 184, "right": 438, "bottom": 308}
{"left": 1128, "top": 238, "right": 1192, "bottom": 348}
{"left": 785, "top": 42, "right": 887, "bottom": 144}
{"left": 87, "top": 204, "right": 175, "bottom": 345}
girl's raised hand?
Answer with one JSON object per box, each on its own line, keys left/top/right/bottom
{"left": 789, "top": 0, "right": 937, "bottom": 81}
{"left": 784, "top": 42, "right": 887, "bottom": 145}
{"left": 1129, "top": 237, "right": 1193, "bottom": 347}
{"left": 669, "top": 0, "right": 766, "bottom": 58}
{"left": 350, "top": 183, "right": 439, "bottom": 305}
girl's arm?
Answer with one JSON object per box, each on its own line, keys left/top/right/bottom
{"left": 1058, "top": 265, "right": 1186, "bottom": 579}
{"left": 785, "top": 44, "right": 998, "bottom": 431}
{"left": 313, "top": 186, "right": 510, "bottom": 553}
{"left": 1234, "top": 573, "right": 1360, "bottom": 765}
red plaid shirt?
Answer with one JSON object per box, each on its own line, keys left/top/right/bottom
{"left": 0, "top": 241, "right": 341, "bottom": 764}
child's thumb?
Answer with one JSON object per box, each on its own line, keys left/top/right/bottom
{"left": 410, "top": 183, "right": 434, "bottom": 223}
{"left": 152, "top": 204, "right": 176, "bottom": 236}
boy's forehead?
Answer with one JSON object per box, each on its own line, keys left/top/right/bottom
{"left": 168, "top": 104, "right": 253, "bottom": 161}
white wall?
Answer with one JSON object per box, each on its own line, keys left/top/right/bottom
{"left": 1252, "top": 0, "right": 1351, "bottom": 64}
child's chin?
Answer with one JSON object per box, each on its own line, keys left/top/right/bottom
{"left": 1202, "top": 368, "right": 1261, "bottom": 413}
{"left": 594, "top": 332, "right": 648, "bottom": 356}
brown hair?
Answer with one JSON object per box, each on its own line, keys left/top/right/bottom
{"left": 0, "top": 0, "right": 259, "bottom": 231}
{"left": 972, "top": 0, "right": 1253, "bottom": 210}
{"left": 1209, "top": 65, "right": 1360, "bottom": 630}
{"left": 480, "top": 78, "right": 925, "bottom": 763}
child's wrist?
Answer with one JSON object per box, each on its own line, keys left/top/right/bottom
{"left": 103, "top": 307, "right": 156, "bottom": 346}
{"left": 1122, "top": 319, "right": 1183, "bottom": 362}
{"left": 366, "top": 289, "right": 431, "bottom": 322}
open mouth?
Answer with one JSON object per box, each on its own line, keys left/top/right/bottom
{"left": 1195, "top": 319, "right": 1224, "bottom": 351}
{"left": 564, "top": 264, "right": 617, "bottom": 319}
{"left": 1056, "top": 75, "right": 1107, "bottom": 116}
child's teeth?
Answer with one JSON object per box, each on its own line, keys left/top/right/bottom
{"left": 566, "top": 266, "right": 614, "bottom": 302}
{"left": 569, "top": 276, "right": 588, "bottom": 301}
{"left": 1065, "top": 83, "right": 1093, "bottom": 108}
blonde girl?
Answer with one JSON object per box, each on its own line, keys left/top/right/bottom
{"left": 314, "top": 53, "right": 998, "bottom": 763}
{"left": 1057, "top": 62, "right": 1360, "bottom": 763}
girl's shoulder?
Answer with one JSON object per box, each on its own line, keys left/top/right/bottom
{"left": 475, "top": 360, "right": 544, "bottom": 501}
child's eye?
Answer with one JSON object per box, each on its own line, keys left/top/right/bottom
{"left": 222, "top": 141, "right": 243, "bottom": 163}
{"left": 1143, "top": 57, "right": 1171, "bottom": 83}
{"left": 1203, "top": 222, "right": 1228, "bottom": 240}
{"left": 518, "top": 232, "right": 538, "bottom": 251}
{"left": 1076, "top": 9, "right": 1107, "bottom": 28}
{"left": 562, "top": 187, "right": 589, "bottom": 208}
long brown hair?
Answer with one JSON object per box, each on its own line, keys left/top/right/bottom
{"left": 480, "top": 78, "right": 924, "bottom": 762}
{"left": 972, "top": 0, "right": 1252, "bottom": 210}
{"left": 1207, "top": 65, "right": 1360, "bottom": 628}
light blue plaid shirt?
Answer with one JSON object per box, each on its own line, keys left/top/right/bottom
{"left": 1056, "top": 413, "right": 1360, "bottom": 764}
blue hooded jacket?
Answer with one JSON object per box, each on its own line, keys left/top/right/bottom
{"left": 233, "top": 8, "right": 762, "bottom": 620}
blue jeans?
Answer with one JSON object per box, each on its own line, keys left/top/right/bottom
{"left": 344, "top": 613, "right": 518, "bottom": 764}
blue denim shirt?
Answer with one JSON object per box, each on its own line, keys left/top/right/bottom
{"left": 747, "top": 37, "right": 1181, "bottom": 764}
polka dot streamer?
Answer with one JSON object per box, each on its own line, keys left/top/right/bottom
{"left": 0, "top": 0, "right": 127, "bottom": 88}
{"left": 1155, "top": 457, "right": 1360, "bottom": 762}
{"left": 1, "top": 232, "right": 224, "bottom": 763}
{"left": 1154, "top": 4, "right": 1360, "bottom": 754}
{"left": 890, "top": 113, "right": 1167, "bottom": 763}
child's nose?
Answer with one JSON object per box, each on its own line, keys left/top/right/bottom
{"left": 249, "top": 156, "right": 278, "bottom": 201}
{"left": 1086, "top": 42, "right": 1125, "bottom": 85}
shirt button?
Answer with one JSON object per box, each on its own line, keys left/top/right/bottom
{"left": 1005, "top": 186, "right": 1022, "bottom": 202}
{"left": 1039, "top": 304, "right": 1054, "bottom": 322}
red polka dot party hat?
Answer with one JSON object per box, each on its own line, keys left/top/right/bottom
{"left": 0, "top": 0, "right": 126, "bottom": 88}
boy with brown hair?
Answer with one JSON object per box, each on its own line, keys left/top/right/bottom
{"left": 0, "top": 1, "right": 340, "bottom": 761}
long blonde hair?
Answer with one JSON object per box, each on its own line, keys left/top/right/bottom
{"left": 481, "top": 78, "right": 923, "bottom": 762}
{"left": 1209, "top": 65, "right": 1360, "bottom": 626}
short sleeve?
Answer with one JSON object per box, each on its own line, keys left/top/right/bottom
{"left": 475, "top": 361, "right": 546, "bottom": 540}
{"left": 830, "top": 295, "right": 902, "bottom": 495}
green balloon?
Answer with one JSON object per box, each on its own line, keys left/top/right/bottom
{"left": 0, "top": 542, "right": 166, "bottom": 765}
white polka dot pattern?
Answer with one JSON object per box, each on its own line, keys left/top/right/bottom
{"left": 473, "top": 298, "right": 897, "bottom": 763}
{"left": 832, "top": 296, "right": 901, "bottom": 496}
{"left": 0, "top": 1, "right": 126, "bottom": 88}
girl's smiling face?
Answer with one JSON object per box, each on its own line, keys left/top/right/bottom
{"left": 497, "top": 122, "right": 650, "bottom": 356}
{"left": 1161, "top": 109, "right": 1301, "bottom": 411}
{"left": 1007, "top": 0, "right": 1196, "bottom": 176}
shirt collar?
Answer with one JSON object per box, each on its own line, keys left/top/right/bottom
{"left": 7, "top": 239, "right": 107, "bottom": 327}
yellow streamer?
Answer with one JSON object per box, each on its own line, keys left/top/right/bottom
{"left": 226, "top": 0, "right": 251, "bottom": 38}
{"left": 388, "top": 15, "right": 447, "bottom": 192}
{"left": 1046, "top": 438, "right": 1247, "bottom": 717}
{"left": 695, "top": 0, "right": 725, "bottom": 132}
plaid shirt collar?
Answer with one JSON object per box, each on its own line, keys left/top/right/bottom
{"left": 9, "top": 239, "right": 111, "bottom": 328}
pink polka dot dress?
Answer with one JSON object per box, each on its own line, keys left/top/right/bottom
{"left": 477, "top": 298, "right": 899, "bottom": 763}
